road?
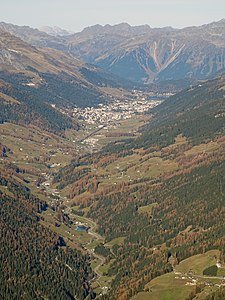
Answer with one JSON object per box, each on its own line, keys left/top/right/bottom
{"left": 68, "top": 211, "right": 106, "bottom": 278}
{"left": 41, "top": 176, "right": 108, "bottom": 292}
{"left": 67, "top": 207, "right": 109, "bottom": 294}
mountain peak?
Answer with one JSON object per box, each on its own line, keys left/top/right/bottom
{"left": 39, "top": 26, "right": 73, "bottom": 36}
{"left": 107, "top": 22, "right": 131, "bottom": 29}
{"left": 80, "top": 22, "right": 151, "bottom": 37}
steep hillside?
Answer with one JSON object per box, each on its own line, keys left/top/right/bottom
{"left": 0, "top": 21, "right": 67, "bottom": 50}
{"left": 3, "top": 20, "right": 225, "bottom": 86}
{"left": 69, "top": 21, "right": 225, "bottom": 84}
{"left": 0, "top": 171, "right": 95, "bottom": 300}
{"left": 53, "top": 75, "right": 225, "bottom": 299}
{"left": 134, "top": 75, "right": 225, "bottom": 148}
{"left": 0, "top": 29, "right": 133, "bottom": 132}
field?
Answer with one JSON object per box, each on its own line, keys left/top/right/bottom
{"left": 60, "top": 131, "right": 225, "bottom": 209}
{"left": 217, "top": 268, "right": 225, "bottom": 277}
{"left": 98, "top": 260, "right": 115, "bottom": 275}
{"left": 133, "top": 250, "right": 225, "bottom": 300}
{"left": 65, "top": 114, "right": 149, "bottom": 152}
{"left": 175, "top": 250, "right": 220, "bottom": 275}
{"left": 105, "top": 236, "right": 126, "bottom": 247}
{"left": 133, "top": 273, "right": 196, "bottom": 300}
{"left": 60, "top": 141, "right": 181, "bottom": 203}
{"left": 0, "top": 115, "right": 148, "bottom": 202}
{"left": 39, "top": 210, "right": 92, "bottom": 249}
{"left": 138, "top": 203, "right": 158, "bottom": 215}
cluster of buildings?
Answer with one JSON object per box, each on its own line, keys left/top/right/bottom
{"left": 72, "top": 99, "right": 161, "bottom": 125}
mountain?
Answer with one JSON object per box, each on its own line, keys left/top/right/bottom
{"left": 1, "top": 20, "right": 225, "bottom": 300}
{"left": 0, "top": 29, "right": 133, "bottom": 132}
{"left": 39, "top": 26, "right": 74, "bottom": 36}
{"left": 0, "top": 27, "right": 123, "bottom": 89}
{"left": 78, "top": 22, "right": 152, "bottom": 37}
{"left": 0, "top": 29, "right": 102, "bottom": 131}
{"left": 0, "top": 23, "right": 135, "bottom": 88}
{"left": 0, "top": 21, "right": 68, "bottom": 50}
{"left": 2, "top": 20, "right": 225, "bottom": 86}
{"left": 66, "top": 20, "right": 225, "bottom": 84}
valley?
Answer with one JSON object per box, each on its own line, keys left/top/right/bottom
{"left": 0, "top": 19, "right": 225, "bottom": 300}
{"left": 0, "top": 96, "right": 162, "bottom": 297}
{"left": 1, "top": 75, "right": 225, "bottom": 299}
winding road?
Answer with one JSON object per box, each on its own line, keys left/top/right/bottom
{"left": 41, "top": 176, "right": 108, "bottom": 292}
{"left": 65, "top": 207, "right": 110, "bottom": 295}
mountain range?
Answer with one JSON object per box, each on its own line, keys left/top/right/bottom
{"left": 1, "top": 20, "right": 225, "bottom": 84}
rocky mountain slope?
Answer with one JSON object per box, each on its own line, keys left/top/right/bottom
{"left": 67, "top": 20, "right": 225, "bottom": 84}
{"left": 2, "top": 20, "right": 225, "bottom": 85}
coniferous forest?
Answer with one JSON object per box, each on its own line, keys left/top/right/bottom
{"left": 0, "top": 175, "right": 95, "bottom": 300}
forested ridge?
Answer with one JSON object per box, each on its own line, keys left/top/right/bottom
{"left": 88, "top": 157, "right": 225, "bottom": 298}
{"left": 102, "top": 76, "right": 225, "bottom": 153}
{"left": 0, "top": 70, "right": 106, "bottom": 132}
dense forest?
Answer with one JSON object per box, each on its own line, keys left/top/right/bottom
{"left": 0, "top": 174, "right": 95, "bottom": 300}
